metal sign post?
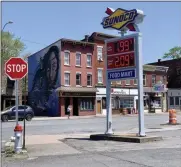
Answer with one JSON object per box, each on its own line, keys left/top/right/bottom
{"left": 105, "top": 33, "right": 146, "bottom": 137}
{"left": 4, "top": 57, "right": 28, "bottom": 153}
{"left": 136, "top": 33, "right": 146, "bottom": 136}
{"left": 15, "top": 80, "right": 19, "bottom": 126}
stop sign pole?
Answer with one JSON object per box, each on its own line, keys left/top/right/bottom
{"left": 4, "top": 57, "right": 28, "bottom": 153}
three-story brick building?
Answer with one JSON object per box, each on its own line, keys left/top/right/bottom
{"left": 28, "top": 38, "right": 97, "bottom": 117}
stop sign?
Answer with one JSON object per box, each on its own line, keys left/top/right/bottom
{"left": 5, "top": 57, "right": 28, "bottom": 80}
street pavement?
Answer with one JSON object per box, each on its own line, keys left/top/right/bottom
{"left": 1, "top": 113, "right": 181, "bottom": 167}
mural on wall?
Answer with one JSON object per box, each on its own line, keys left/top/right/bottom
{"left": 28, "top": 42, "right": 61, "bottom": 117}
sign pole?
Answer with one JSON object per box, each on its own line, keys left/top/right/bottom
{"left": 105, "top": 42, "right": 113, "bottom": 135}
{"left": 15, "top": 79, "right": 19, "bottom": 126}
{"left": 136, "top": 33, "right": 146, "bottom": 136}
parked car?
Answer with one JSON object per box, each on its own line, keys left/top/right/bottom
{"left": 1, "top": 105, "right": 34, "bottom": 122}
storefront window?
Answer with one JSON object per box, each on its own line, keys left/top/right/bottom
{"left": 150, "top": 97, "right": 161, "bottom": 108}
{"left": 80, "top": 98, "right": 94, "bottom": 111}
{"left": 175, "top": 97, "right": 179, "bottom": 106}
{"left": 112, "top": 97, "right": 134, "bottom": 109}
{"left": 170, "top": 97, "right": 174, "bottom": 106}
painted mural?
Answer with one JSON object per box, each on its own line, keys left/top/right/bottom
{"left": 28, "top": 41, "right": 61, "bottom": 117}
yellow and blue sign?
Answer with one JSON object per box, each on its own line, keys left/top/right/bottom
{"left": 101, "top": 8, "right": 138, "bottom": 31}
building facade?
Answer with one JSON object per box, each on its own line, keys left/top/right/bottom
{"left": 149, "top": 58, "right": 181, "bottom": 112}
{"left": 28, "top": 38, "right": 97, "bottom": 117}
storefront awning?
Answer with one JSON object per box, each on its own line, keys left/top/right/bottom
{"left": 56, "top": 87, "right": 98, "bottom": 93}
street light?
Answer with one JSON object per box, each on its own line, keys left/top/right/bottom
{"left": 2, "top": 21, "right": 13, "bottom": 31}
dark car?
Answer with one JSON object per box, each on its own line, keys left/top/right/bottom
{"left": 1, "top": 105, "right": 34, "bottom": 122}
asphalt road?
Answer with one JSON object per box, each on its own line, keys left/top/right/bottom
{"left": 2, "top": 114, "right": 181, "bottom": 143}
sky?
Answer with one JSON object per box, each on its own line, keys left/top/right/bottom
{"left": 2, "top": 1, "right": 181, "bottom": 64}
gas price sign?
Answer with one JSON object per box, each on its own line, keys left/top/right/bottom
{"left": 106, "top": 35, "right": 137, "bottom": 81}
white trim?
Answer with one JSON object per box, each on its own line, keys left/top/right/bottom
{"left": 64, "top": 50, "right": 70, "bottom": 53}
{"left": 76, "top": 51, "right": 81, "bottom": 54}
{"left": 87, "top": 53, "right": 92, "bottom": 55}
{"left": 64, "top": 71, "right": 70, "bottom": 73}
{"left": 86, "top": 54, "right": 92, "bottom": 67}
{"left": 64, "top": 72, "right": 70, "bottom": 86}
{"left": 97, "top": 68, "right": 103, "bottom": 70}
{"left": 87, "top": 72, "right": 92, "bottom": 74}
{"left": 97, "top": 45, "right": 103, "bottom": 48}
{"left": 76, "top": 71, "right": 81, "bottom": 74}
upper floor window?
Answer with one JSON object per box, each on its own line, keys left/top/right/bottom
{"left": 97, "top": 46, "right": 103, "bottom": 61}
{"left": 76, "top": 52, "right": 81, "bottom": 66}
{"left": 143, "top": 74, "right": 146, "bottom": 86}
{"left": 98, "top": 69, "right": 103, "bottom": 83}
{"left": 116, "top": 81, "right": 122, "bottom": 85}
{"left": 152, "top": 75, "right": 156, "bottom": 85}
{"left": 87, "top": 74, "right": 92, "bottom": 86}
{"left": 64, "top": 72, "right": 70, "bottom": 86}
{"left": 134, "top": 79, "right": 137, "bottom": 85}
{"left": 76, "top": 73, "right": 81, "bottom": 86}
{"left": 64, "top": 51, "right": 70, "bottom": 65}
{"left": 87, "top": 54, "right": 92, "bottom": 67}
{"left": 125, "top": 79, "right": 130, "bottom": 85}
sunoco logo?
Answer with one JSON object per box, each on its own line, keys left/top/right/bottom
{"left": 101, "top": 8, "right": 138, "bottom": 30}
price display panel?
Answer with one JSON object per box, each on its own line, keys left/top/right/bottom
{"left": 107, "top": 52, "right": 135, "bottom": 69}
{"left": 107, "top": 38, "right": 134, "bottom": 55}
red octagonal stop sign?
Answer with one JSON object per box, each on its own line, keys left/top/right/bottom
{"left": 5, "top": 57, "right": 28, "bottom": 80}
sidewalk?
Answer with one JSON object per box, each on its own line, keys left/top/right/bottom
{"left": 33, "top": 112, "right": 173, "bottom": 121}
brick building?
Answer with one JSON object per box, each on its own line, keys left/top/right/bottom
{"left": 149, "top": 58, "right": 181, "bottom": 111}
{"left": 28, "top": 38, "right": 97, "bottom": 117}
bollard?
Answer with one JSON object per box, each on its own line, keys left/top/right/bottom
{"left": 14, "top": 124, "right": 23, "bottom": 153}
{"left": 169, "top": 109, "right": 177, "bottom": 125}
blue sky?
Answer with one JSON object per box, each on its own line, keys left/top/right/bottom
{"left": 2, "top": 1, "right": 181, "bottom": 64}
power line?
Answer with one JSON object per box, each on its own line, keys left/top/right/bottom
{"left": 21, "top": 38, "right": 47, "bottom": 46}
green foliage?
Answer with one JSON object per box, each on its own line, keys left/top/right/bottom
{"left": 1, "top": 31, "right": 25, "bottom": 62}
{"left": 162, "top": 46, "right": 181, "bottom": 59}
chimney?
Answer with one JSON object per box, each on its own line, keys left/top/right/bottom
{"left": 158, "top": 59, "right": 161, "bottom": 63}
{"left": 85, "top": 35, "right": 89, "bottom": 42}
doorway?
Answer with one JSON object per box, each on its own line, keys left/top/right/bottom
{"left": 73, "top": 98, "right": 78, "bottom": 116}
{"left": 97, "top": 100, "right": 101, "bottom": 114}
{"left": 65, "top": 97, "right": 70, "bottom": 115}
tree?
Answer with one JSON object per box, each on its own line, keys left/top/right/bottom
{"left": 1, "top": 31, "right": 25, "bottom": 63}
{"left": 162, "top": 46, "right": 181, "bottom": 59}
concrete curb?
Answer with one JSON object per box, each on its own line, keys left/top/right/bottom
{"left": 90, "top": 134, "right": 163, "bottom": 143}
{"left": 32, "top": 113, "right": 174, "bottom": 121}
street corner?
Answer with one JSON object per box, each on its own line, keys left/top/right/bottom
{"left": 3, "top": 141, "right": 29, "bottom": 161}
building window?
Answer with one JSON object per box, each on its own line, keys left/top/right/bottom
{"left": 87, "top": 74, "right": 92, "bottom": 86}
{"left": 64, "top": 51, "right": 70, "bottom": 65}
{"left": 80, "top": 98, "right": 94, "bottom": 110}
{"left": 143, "top": 74, "right": 146, "bottom": 86}
{"left": 76, "top": 73, "right": 81, "bottom": 86}
{"left": 97, "top": 46, "right": 103, "bottom": 60}
{"left": 87, "top": 54, "right": 92, "bottom": 67}
{"left": 125, "top": 79, "right": 130, "bottom": 85}
{"left": 175, "top": 97, "right": 179, "bottom": 106}
{"left": 76, "top": 52, "right": 81, "bottom": 66}
{"left": 170, "top": 97, "right": 174, "bottom": 106}
{"left": 152, "top": 75, "right": 156, "bottom": 85}
{"left": 116, "top": 81, "right": 122, "bottom": 84}
{"left": 64, "top": 72, "right": 70, "bottom": 86}
{"left": 98, "top": 69, "right": 103, "bottom": 83}
{"left": 134, "top": 79, "right": 137, "bottom": 85}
